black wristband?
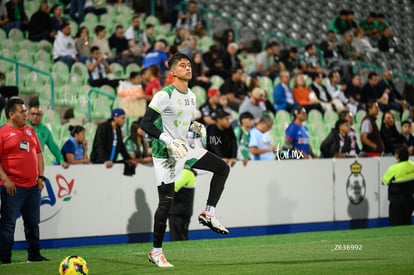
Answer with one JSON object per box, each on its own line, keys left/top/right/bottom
{"left": 37, "top": 176, "right": 46, "bottom": 181}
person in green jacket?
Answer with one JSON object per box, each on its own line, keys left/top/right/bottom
{"left": 27, "top": 104, "right": 69, "bottom": 169}
{"left": 382, "top": 146, "right": 414, "bottom": 226}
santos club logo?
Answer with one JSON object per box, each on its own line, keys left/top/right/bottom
{"left": 40, "top": 174, "right": 76, "bottom": 222}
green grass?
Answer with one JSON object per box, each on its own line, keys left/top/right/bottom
{"left": 2, "top": 226, "right": 414, "bottom": 274}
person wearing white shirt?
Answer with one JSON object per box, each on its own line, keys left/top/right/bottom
{"left": 53, "top": 22, "right": 78, "bottom": 69}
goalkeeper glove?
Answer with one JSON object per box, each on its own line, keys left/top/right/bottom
{"left": 190, "top": 121, "right": 207, "bottom": 139}
{"left": 160, "top": 133, "right": 188, "bottom": 159}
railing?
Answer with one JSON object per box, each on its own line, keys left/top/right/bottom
{"left": 178, "top": 0, "right": 239, "bottom": 43}
{"left": 87, "top": 88, "right": 116, "bottom": 122}
{"left": 0, "top": 55, "right": 55, "bottom": 109}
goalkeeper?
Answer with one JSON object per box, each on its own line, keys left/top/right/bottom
{"left": 141, "top": 53, "right": 230, "bottom": 268}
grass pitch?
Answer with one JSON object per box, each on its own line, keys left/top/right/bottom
{"left": 1, "top": 226, "right": 413, "bottom": 274}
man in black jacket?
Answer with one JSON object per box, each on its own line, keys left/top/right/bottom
{"left": 320, "top": 118, "right": 352, "bottom": 158}
{"left": 90, "top": 108, "right": 133, "bottom": 168}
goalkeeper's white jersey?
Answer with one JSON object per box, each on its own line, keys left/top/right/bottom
{"left": 149, "top": 84, "right": 196, "bottom": 158}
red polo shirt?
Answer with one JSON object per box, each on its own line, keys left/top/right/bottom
{"left": 0, "top": 124, "right": 41, "bottom": 188}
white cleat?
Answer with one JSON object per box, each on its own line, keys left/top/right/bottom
{"left": 148, "top": 250, "right": 174, "bottom": 268}
{"left": 198, "top": 211, "right": 229, "bottom": 235}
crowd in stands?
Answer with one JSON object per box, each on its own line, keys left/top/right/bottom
{"left": 1, "top": 0, "right": 413, "bottom": 165}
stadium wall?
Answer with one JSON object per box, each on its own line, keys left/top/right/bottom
{"left": 10, "top": 157, "right": 411, "bottom": 249}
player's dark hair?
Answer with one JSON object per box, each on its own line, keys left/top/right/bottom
{"left": 168, "top": 53, "right": 191, "bottom": 69}
{"left": 5, "top": 96, "right": 24, "bottom": 119}
{"left": 69, "top": 125, "right": 85, "bottom": 137}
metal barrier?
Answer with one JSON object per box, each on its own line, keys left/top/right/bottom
{"left": 0, "top": 55, "right": 55, "bottom": 109}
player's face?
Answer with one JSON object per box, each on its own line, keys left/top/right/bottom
{"left": 172, "top": 59, "right": 192, "bottom": 81}
{"left": 11, "top": 104, "right": 27, "bottom": 128}
{"left": 27, "top": 107, "right": 42, "bottom": 126}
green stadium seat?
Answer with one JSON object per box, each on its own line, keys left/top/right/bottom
{"left": 355, "top": 109, "right": 366, "bottom": 124}
{"left": 324, "top": 109, "right": 339, "bottom": 125}
{"left": 34, "top": 49, "right": 52, "bottom": 64}
{"left": 109, "top": 62, "right": 125, "bottom": 79}
{"left": 71, "top": 62, "right": 88, "bottom": 77}
{"left": 192, "top": 85, "right": 206, "bottom": 108}
{"left": 55, "top": 85, "right": 72, "bottom": 107}
{"left": 8, "top": 28, "right": 25, "bottom": 41}
{"left": 210, "top": 75, "right": 224, "bottom": 89}
{"left": 125, "top": 63, "right": 141, "bottom": 76}
{"left": 34, "top": 60, "right": 52, "bottom": 73}
{"left": 0, "top": 28, "right": 6, "bottom": 41}
{"left": 307, "top": 109, "right": 323, "bottom": 123}
{"left": 42, "top": 109, "right": 62, "bottom": 126}
{"left": 20, "top": 71, "right": 46, "bottom": 95}
{"left": 37, "top": 40, "right": 53, "bottom": 53}
{"left": 52, "top": 61, "right": 70, "bottom": 76}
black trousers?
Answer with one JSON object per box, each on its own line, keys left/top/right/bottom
{"left": 389, "top": 202, "right": 413, "bottom": 226}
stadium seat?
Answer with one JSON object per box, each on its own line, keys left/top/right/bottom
{"left": 34, "top": 50, "right": 52, "bottom": 64}
{"left": 20, "top": 71, "right": 46, "bottom": 95}
{"left": 71, "top": 62, "right": 88, "bottom": 77}
{"left": 43, "top": 146, "right": 57, "bottom": 166}
{"left": 8, "top": 28, "right": 25, "bottom": 41}
{"left": 192, "top": 85, "right": 206, "bottom": 108}
{"left": 42, "top": 109, "right": 62, "bottom": 126}
{"left": 125, "top": 63, "right": 141, "bottom": 76}
{"left": 323, "top": 110, "right": 338, "bottom": 125}
{"left": 307, "top": 109, "right": 323, "bottom": 124}
{"left": 55, "top": 85, "right": 72, "bottom": 107}
{"left": 109, "top": 62, "right": 125, "bottom": 79}
{"left": 210, "top": 75, "right": 224, "bottom": 89}
{"left": 52, "top": 61, "right": 70, "bottom": 76}
{"left": 59, "top": 122, "right": 71, "bottom": 144}
{"left": 37, "top": 40, "right": 53, "bottom": 53}
{"left": 0, "top": 28, "right": 6, "bottom": 41}
{"left": 34, "top": 60, "right": 52, "bottom": 73}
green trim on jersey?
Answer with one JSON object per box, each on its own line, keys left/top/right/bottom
{"left": 185, "top": 157, "right": 198, "bottom": 167}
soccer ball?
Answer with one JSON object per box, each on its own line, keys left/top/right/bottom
{"left": 59, "top": 255, "right": 89, "bottom": 275}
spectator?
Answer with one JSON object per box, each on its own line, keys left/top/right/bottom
{"left": 400, "top": 120, "right": 414, "bottom": 155}
{"left": 352, "top": 27, "right": 378, "bottom": 55}
{"left": 249, "top": 114, "right": 275, "bottom": 161}
{"left": 206, "top": 110, "right": 238, "bottom": 167}
{"left": 5, "top": 0, "right": 28, "bottom": 31}
{"left": 359, "top": 12, "right": 378, "bottom": 38}
{"left": 174, "top": 25, "right": 190, "bottom": 49}
{"left": 141, "top": 41, "right": 169, "bottom": 74}
{"left": 284, "top": 106, "right": 315, "bottom": 159}
{"left": 168, "top": 167, "right": 197, "bottom": 241}
{"left": 142, "top": 65, "right": 162, "bottom": 103}
{"left": 124, "top": 119, "right": 152, "bottom": 164}
{"left": 50, "top": 4, "right": 67, "bottom": 34}
{"left": 109, "top": 25, "right": 139, "bottom": 67}
{"left": 380, "top": 111, "right": 404, "bottom": 156}
{"left": 117, "top": 71, "right": 147, "bottom": 117}
{"left": 84, "top": 0, "right": 107, "bottom": 19}
{"left": 318, "top": 31, "right": 340, "bottom": 69}
{"left": 189, "top": 51, "right": 211, "bottom": 90}
{"left": 345, "top": 74, "right": 364, "bottom": 114}
{"left": 299, "top": 43, "right": 324, "bottom": 75}
{"left": 222, "top": 43, "right": 243, "bottom": 75}
{"left": 239, "top": 87, "right": 273, "bottom": 120}
{"left": 361, "top": 71, "right": 381, "bottom": 105}
{"left": 203, "top": 45, "right": 227, "bottom": 79}
{"left": 26, "top": 103, "right": 69, "bottom": 169}
{"left": 218, "top": 93, "right": 236, "bottom": 126}
{"left": 125, "top": 15, "right": 147, "bottom": 58}
{"left": 233, "top": 112, "right": 254, "bottom": 165}
{"left": 325, "top": 70, "right": 348, "bottom": 112}
{"left": 69, "top": 0, "right": 85, "bottom": 24}
{"left": 199, "top": 88, "right": 223, "bottom": 125}
{"left": 328, "top": 10, "right": 350, "bottom": 35}
{"left": 28, "top": 2, "right": 55, "bottom": 42}
{"left": 377, "top": 70, "right": 408, "bottom": 113}
{"left": 176, "top": 0, "right": 202, "bottom": 32}
{"left": 360, "top": 101, "right": 383, "bottom": 157}
{"left": 378, "top": 26, "right": 398, "bottom": 53}
{"left": 253, "top": 41, "right": 280, "bottom": 79}
{"left": 309, "top": 72, "right": 334, "bottom": 112}
{"left": 219, "top": 67, "right": 248, "bottom": 111}
{"left": 292, "top": 73, "right": 324, "bottom": 113}
{"left": 273, "top": 70, "right": 296, "bottom": 112}
{"left": 91, "top": 25, "right": 115, "bottom": 63}
{"left": 0, "top": 0, "right": 11, "bottom": 33}
{"left": 339, "top": 110, "right": 360, "bottom": 157}
{"left": 75, "top": 26, "right": 91, "bottom": 63}
{"left": 376, "top": 13, "right": 390, "bottom": 35}
{"left": 279, "top": 47, "right": 300, "bottom": 75}
{"left": 0, "top": 97, "right": 49, "bottom": 264}
{"left": 320, "top": 118, "right": 352, "bottom": 158}
{"left": 247, "top": 76, "right": 276, "bottom": 115}
{"left": 90, "top": 108, "right": 133, "bottom": 168}
{"left": 339, "top": 31, "right": 364, "bottom": 62}
{"left": 61, "top": 125, "right": 90, "bottom": 164}
{"left": 143, "top": 23, "right": 156, "bottom": 52}
{"left": 86, "top": 46, "right": 120, "bottom": 90}
{"left": 381, "top": 146, "right": 414, "bottom": 226}
{"left": 0, "top": 72, "right": 16, "bottom": 110}
{"left": 53, "top": 22, "right": 78, "bottom": 70}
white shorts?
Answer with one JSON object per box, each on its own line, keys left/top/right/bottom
{"left": 153, "top": 144, "right": 207, "bottom": 185}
